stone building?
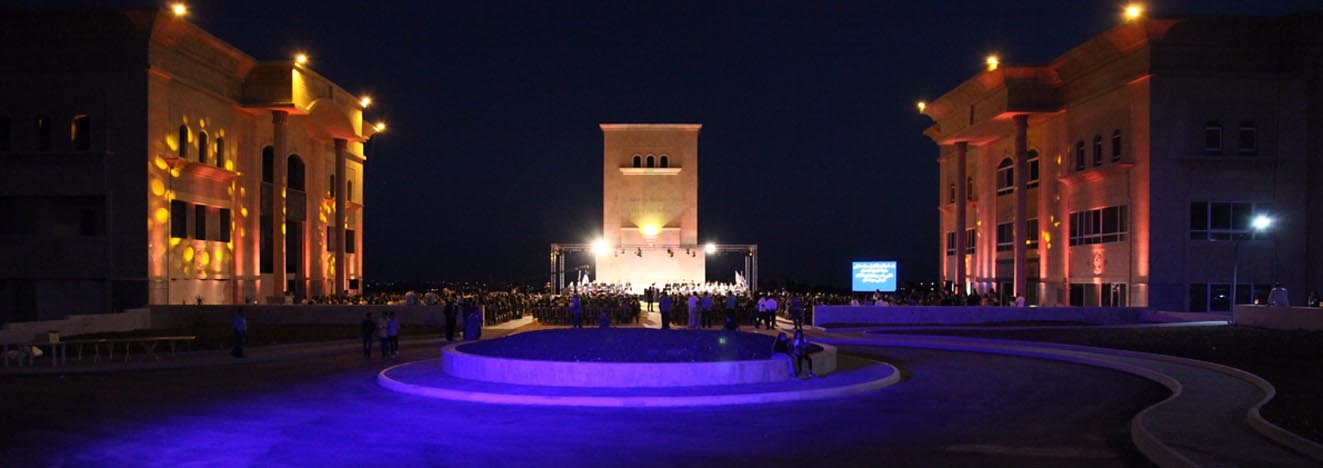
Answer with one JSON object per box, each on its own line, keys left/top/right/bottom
{"left": 0, "top": 7, "right": 379, "bottom": 322}
{"left": 922, "top": 13, "right": 1323, "bottom": 310}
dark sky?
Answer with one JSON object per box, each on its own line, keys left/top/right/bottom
{"left": 43, "top": 1, "right": 1323, "bottom": 287}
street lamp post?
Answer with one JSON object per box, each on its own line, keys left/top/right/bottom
{"left": 1231, "top": 214, "right": 1273, "bottom": 310}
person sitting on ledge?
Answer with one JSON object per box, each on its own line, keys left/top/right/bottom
{"left": 772, "top": 332, "right": 790, "bottom": 357}
{"left": 791, "top": 330, "right": 816, "bottom": 378}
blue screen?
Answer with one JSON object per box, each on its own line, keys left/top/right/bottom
{"left": 852, "top": 261, "right": 897, "bottom": 292}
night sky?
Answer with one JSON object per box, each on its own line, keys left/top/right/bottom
{"left": 37, "top": 1, "right": 1323, "bottom": 288}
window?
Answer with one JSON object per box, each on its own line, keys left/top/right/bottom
{"left": 660, "top": 155, "right": 669, "bottom": 168}
{"left": 646, "top": 154, "right": 655, "bottom": 168}
{"left": 36, "top": 115, "right": 52, "bottom": 151}
{"left": 965, "top": 228, "right": 975, "bottom": 254}
{"left": 1190, "top": 283, "right": 1272, "bottom": 312}
{"left": 1238, "top": 122, "right": 1257, "bottom": 155}
{"left": 1069, "top": 205, "right": 1128, "bottom": 245}
{"left": 1111, "top": 130, "right": 1122, "bottom": 161}
{"left": 1092, "top": 135, "right": 1103, "bottom": 166}
{"left": 170, "top": 200, "right": 188, "bottom": 238}
{"left": 946, "top": 232, "right": 955, "bottom": 256}
{"left": 347, "top": 181, "right": 353, "bottom": 202}
{"left": 1203, "top": 121, "right": 1223, "bottom": 154}
{"left": 966, "top": 177, "right": 973, "bottom": 200}
{"left": 197, "top": 131, "right": 208, "bottom": 164}
{"left": 1026, "top": 219, "right": 1039, "bottom": 249}
{"left": 71, "top": 115, "right": 90, "bottom": 151}
{"left": 1027, "top": 150, "right": 1039, "bottom": 188}
{"left": 328, "top": 174, "right": 336, "bottom": 197}
{"left": 1189, "top": 201, "right": 1272, "bottom": 240}
{"left": 0, "top": 116, "right": 10, "bottom": 151}
{"left": 948, "top": 183, "right": 955, "bottom": 204}
{"left": 327, "top": 227, "right": 333, "bottom": 252}
{"left": 1074, "top": 141, "right": 1085, "bottom": 170}
{"left": 346, "top": 230, "right": 356, "bottom": 253}
{"left": 1188, "top": 284, "right": 1208, "bottom": 312}
{"left": 195, "top": 204, "right": 207, "bottom": 240}
{"left": 262, "top": 146, "right": 274, "bottom": 183}
{"left": 996, "top": 222, "right": 1013, "bottom": 252}
{"left": 632, "top": 155, "right": 641, "bottom": 168}
{"left": 996, "top": 158, "right": 1014, "bottom": 195}
{"left": 219, "top": 208, "right": 231, "bottom": 242}
{"left": 178, "top": 125, "right": 189, "bottom": 159}
{"left": 287, "top": 155, "right": 305, "bottom": 191}
{"left": 215, "top": 137, "right": 225, "bottom": 167}
{"left": 260, "top": 215, "right": 272, "bottom": 273}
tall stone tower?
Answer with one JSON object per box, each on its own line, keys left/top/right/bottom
{"left": 596, "top": 124, "right": 703, "bottom": 289}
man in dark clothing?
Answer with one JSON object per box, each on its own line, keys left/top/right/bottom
{"left": 359, "top": 312, "right": 376, "bottom": 358}
{"left": 443, "top": 300, "right": 459, "bottom": 342}
{"left": 659, "top": 293, "right": 672, "bottom": 329}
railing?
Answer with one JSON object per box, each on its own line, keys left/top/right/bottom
{"left": 2, "top": 336, "right": 196, "bottom": 367}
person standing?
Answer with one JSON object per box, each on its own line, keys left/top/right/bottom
{"left": 764, "top": 294, "right": 779, "bottom": 330}
{"left": 659, "top": 292, "right": 673, "bottom": 329}
{"left": 700, "top": 292, "right": 714, "bottom": 328}
{"left": 376, "top": 312, "right": 390, "bottom": 358}
{"left": 386, "top": 311, "right": 401, "bottom": 358}
{"left": 687, "top": 292, "right": 700, "bottom": 329}
{"left": 1268, "top": 283, "right": 1290, "bottom": 306}
{"left": 443, "top": 299, "right": 459, "bottom": 342}
{"left": 644, "top": 286, "right": 655, "bottom": 312}
{"left": 571, "top": 294, "right": 584, "bottom": 329}
{"left": 755, "top": 295, "right": 768, "bottom": 330}
{"left": 359, "top": 312, "right": 375, "bottom": 359}
{"left": 231, "top": 310, "right": 247, "bottom": 358}
{"left": 789, "top": 296, "right": 805, "bottom": 331}
{"left": 724, "top": 293, "right": 738, "bottom": 330}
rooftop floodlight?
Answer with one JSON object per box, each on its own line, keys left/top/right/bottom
{"left": 916, "top": 101, "right": 927, "bottom": 113}
{"left": 295, "top": 53, "right": 309, "bottom": 66}
{"left": 591, "top": 239, "right": 609, "bottom": 257}
{"left": 985, "top": 55, "right": 1000, "bottom": 71}
{"left": 171, "top": 2, "right": 187, "bottom": 16}
{"left": 373, "top": 121, "right": 387, "bottom": 133}
{"left": 360, "top": 96, "right": 372, "bottom": 108}
{"left": 1252, "top": 214, "right": 1273, "bottom": 231}
{"left": 1124, "top": 3, "right": 1144, "bottom": 21}
{"left": 705, "top": 242, "right": 717, "bottom": 254}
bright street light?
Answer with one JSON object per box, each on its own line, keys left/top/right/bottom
{"left": 1252, "top": 214, "right": 1272, "bottom": 231}
{"left": 704, "top": 242, "right": 716, "bottom": 254}
{"left": 1232, "top": 214, "right": 1274, "bottom": 310}
{"left": 592, "top": 239, "right": 610, "bottom": 257}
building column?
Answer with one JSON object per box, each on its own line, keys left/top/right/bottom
{"left": 1012, "top": 114, "right": 1029, "bottom": 301}
{"left": 333, "top": 138, "right": 348, "bottom": 296}
{"left": 271, "top": 111, "right": 288, "bottom": 301}
{"left": 954, "top": 142, "right": 969, "bottom": 294}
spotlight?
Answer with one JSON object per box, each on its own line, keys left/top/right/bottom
{"left": 295, "top": 53, "right": 309, "bottom": 66}
{"left": 360, "top": 96, "right": 372, "bottom": 108}
{"left": 705, "top": 242, "right": 716, "bottom": 254}
{"left": 985, "top": 55, "right": 999, "bottom": 71}
{"left": 1124, "top": 3, "right": 1144, "bottom": 21}
{"left": 916, "top": 101, "right": 926, "bottom": 113}
{"left": 170, "top": 2, "right": 188, "bottom": 16}
{"left": 591, "top": 239, "right": 609, "bottom": 257}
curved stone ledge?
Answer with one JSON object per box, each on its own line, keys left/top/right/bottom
{"left": 442, "top": 341, "right": 838, "bottom": 388}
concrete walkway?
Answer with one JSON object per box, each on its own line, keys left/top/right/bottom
{"left": 812, "top": 329, "right": 1323, "bottom": 468}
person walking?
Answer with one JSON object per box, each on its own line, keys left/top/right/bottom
{"left": 443, "top": 299, "right": 459, "bottom": 342}
{"left": 231, "top": 310, "right": 247, "bottom": 358}
{"left": 386, "top": 311, "right": 401, "bottom": 358}
{"left": 359, "top": 312, "right": 375, "bottom": 359}
{"left": 659, "top": 292, "right": 673, "bottom": 329}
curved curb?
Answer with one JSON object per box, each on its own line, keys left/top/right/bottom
{"left": 820, "top": 333, "right": 1323, "bottom": 467}
{"left": 377, "top": 358, "right": 900, "bottom": 408}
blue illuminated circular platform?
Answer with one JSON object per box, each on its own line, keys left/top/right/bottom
{"left": 378, "top": 329, "right": 901, "bottom": 407}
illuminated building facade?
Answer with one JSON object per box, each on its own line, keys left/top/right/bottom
{"left": 0, "top": 8, "right": 377, "bottom": 322}
{"left": 924, "top": 13, "right": 1323, "bottom": 311}
{"left": 595, "top": 124, "right": 705, "bottom": 288}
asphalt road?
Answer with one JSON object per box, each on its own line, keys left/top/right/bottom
{"left": 0, "top": 343, "right": 1165, "bottom": 467}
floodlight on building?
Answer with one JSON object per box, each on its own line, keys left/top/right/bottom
{"left": 171, "top": 3, "right": 188, "bottom": 16}
{"left": 295, "top": 53, "right": 309, "bottom": 66}
{"left": 373, "top": 121, "right": 387, "bottom": 133}
{"left": 1124, "top": 4, "right": 1144, "bottom": 21}
{"left": 985, "top": 55, "right": 999, "bottom": 71}
{"left": 916, "top": 101, "right": 927, "bottom": 113}
{"left": 1252, "top": 214, "right": 1273, "bottom": 231}
{"left": 641, "top": 224, "right": 660, "bottom": 237}
{"left": 360, "top": 96, "right": 372, "bottom": 108}
{"left": 705, "top": 242, "right": 716, "bottom": 254}
{"left": 592, "top": 239, "right": 609, "bottom": 257}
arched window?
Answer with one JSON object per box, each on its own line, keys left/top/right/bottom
{"left": 1092, "top": 135, "right": 1103, "bottom": 166}
{"left": 632, "top": 154, "right": 641, "bottom": 168}
{"left": 1074, "top": 141, "right": 1085, "bottom": 170}
{"left": 215, "top": 137, "right": 225, "bottom": 167}
{"left": 71, "top": 115, "right": 90, "bottom": 151}
{"left": 646, "top": 154, "right": 655, "bottom": 168}
{"left": 966, "top": 177, "right": 974, "bottom": 200}
{"left": 347, "top": 180, "right": 353, "bottom": 202}
{"left": 996, "top": 158, "right": 1014, "bottom": 195}
{"left": 1027, "top": 150, "right": 1039, "bottom": 188}
{"left": 36, "top": 115, "right": 52, "bottom": 151}
{"left": 1111, "top": 130, "right": 1122, "bottom": 161}
{"left": 261, "top": 146, "right": 274, "bottom": 183}
{"left": 328, "top": 174, "right": 336, "bottom": 197}
{"left": 197, "top": 131, "right": 208, "bottom": 164}
{"left": 178, "top": 125, "right": 189, "bottom": 159}
{"left": 287, "top": 155, "right": 305, "bottom": 191}
{"left": 660, "top": 154, "right": 669, "bottom": 168}
{"left": 0, "top": 116, "right": 10, "bottom": 151}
